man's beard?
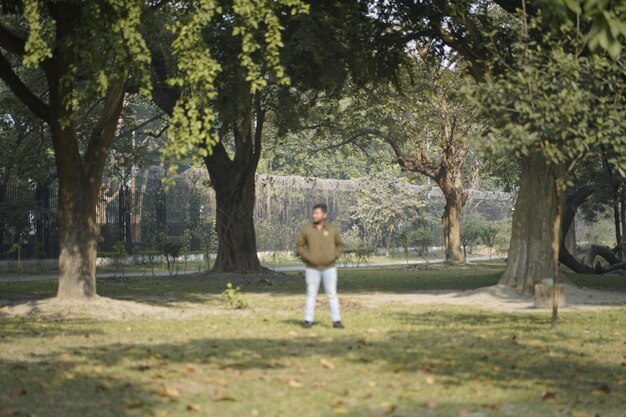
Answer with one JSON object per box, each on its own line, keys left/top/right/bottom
{"left": 312, "top": 219, "right": 322, "bottom": 224}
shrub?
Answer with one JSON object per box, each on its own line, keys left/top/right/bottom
{"left": 408, "top": 228, "right": 436, "bottom": 259}
{"left": 112, "top": 241, "right": 128, "bottom": 278}
{"left": 342, "top": 248, "right": 373, "bottom": 267}
{"left": 222, "top": 282, "right": 249, "bottom": 309}
{"left": 160, "top": 239, "right": 185, "bottom": 276}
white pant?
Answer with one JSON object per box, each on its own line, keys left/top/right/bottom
{"left": 304, "top": 267, "right": 341, "bottom": 322}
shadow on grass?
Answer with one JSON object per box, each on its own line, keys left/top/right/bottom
{"left": 0, "top": 355, "right": 162, "bottom": 417}
{"left": 3, "top": 264, "right": 625, "bottom": 312}
{"left": 566, "top": 271, "right": 626, "bottom": 291}
{"left": 0, "top": 316, "right": 105, "bottom": 339}
{"left": 2, "top": 309, "right": 624, "bottom": 416}
{"left": 281, "top": 318, "right": 305, "bottom": 326}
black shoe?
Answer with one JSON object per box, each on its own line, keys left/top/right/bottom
{"left": 303, "top": 321, "right": 313, "bottom": 328}
{"left": 332, "top": 321, "right": 344, "bottom": 329}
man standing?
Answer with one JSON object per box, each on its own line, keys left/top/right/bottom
{"left": 296, "top": 203, "right": 345, "bottom": 329}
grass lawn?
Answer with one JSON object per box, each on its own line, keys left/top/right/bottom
{"left": 1, "top": 264, "right": 625, "bottom": 417}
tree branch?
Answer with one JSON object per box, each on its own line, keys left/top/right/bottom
{"left": 84, "top": 79, "right": 126, "bottom": 190}
{"left": 307, "top": 128, "right": 382, "bottom": 155}
{"left": 384, "top": 133, "right": 440, "bottom": 179}
{"left": 114, "top": 112, "right": 165, "bottom": 140}
{"left": 139, "top": 124, "right": 168, "bottom": 140}
{"left": 0, "top": 52, "right": 49, "bottom": 121}
{"left": 561, "top": 186, "right": 594, "bottom": 239}
{"left": 492, "top": 0, "right": 537, "bottom": 16}
{"left": 0, "top": 24, "right": 26, "bottom": 55}
{"left": 253, "top": 93, "right": 265, "bottom": 161}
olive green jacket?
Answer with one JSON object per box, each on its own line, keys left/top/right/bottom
{"left": 296, "top": 223, "right": 344, "bottom": 269}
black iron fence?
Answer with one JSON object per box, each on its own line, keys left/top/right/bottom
{"left": 0, "top": 178, "right": 212, "bottom": 260}
{"left": 0, "top": 172, "right": 514, "bottom": 260}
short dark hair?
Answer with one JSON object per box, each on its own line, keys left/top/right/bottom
{"left": 312, "top": 203, "right": 328, "bottom": 213}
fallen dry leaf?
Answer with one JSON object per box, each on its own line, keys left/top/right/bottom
{"left": 541, "top": 391, "right": 557, "bottom": 401}
{"left": 333, "top": 407, "right": 349, "bottom": 414}
{"left": 425, "top": 376, "right": 435, "bottom": 385}
{"left": 156, "top": 387, "right": 180, "bottom": 399}
{"left": 186, "top": 404, "right": 201, "bottom": 412}
{"left": 125, "top": 400, "right": 143, "bottom": 409}
{"left": 289, "top": 379, "right": 304, "bottom": 388}
{"left": 205, "top": 378, "right": 228, "bottom": 386}
{"left": 595, "top": 384, "right": 611, "bottom": 394}
{"left": 320, "top": 358, "right": 335, "bottom": 369}
{"left": 95, "top": 383, "right": 108, "bottom": 393}
{"left": 213, "top": 396, "right": 236, "bottom": 402}
{"left": 569, "top": 410, "right": 592, "bottom": 417}
{"left": 9, "top": 388, "right": 26, "bottom": 398}
{"left": 422, "top": 400, "right": 437, "bottom": 409}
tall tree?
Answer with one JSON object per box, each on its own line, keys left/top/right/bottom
{"left": 146, "top": 0, "right": 403, "bottom": 272}
{"left": 0, "top": 0, "right": 151, "bottom": 298}
{"left": 0, "top": 0, "right": 308, "bottom": 292}
{"left": 301, "top": 49, "right": 481, "bottom": 263}
{"left": 477, "top": 29, "right": 626, "bottom": 329}
{"left": 382, "top": 54, "right": 481, "bottom": 263}
{"left": 373, "top": 0, "right": 626, "bottom": 295}
{"left": 143, "top": 0, "right": 310, "bottom": 273}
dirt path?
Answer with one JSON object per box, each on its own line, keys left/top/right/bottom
{"left": 353, "top": 284, "right": 626, "bottom": 312}
{"left": 1, "top": 283, "right": 624, "bottom": 320}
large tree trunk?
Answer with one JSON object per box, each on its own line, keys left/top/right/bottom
{"left": 559, "top": 186, "right": 593, "bottom": 268}
{"left": 611, "top": 187, "right": 622, "bottom": 260}
{"left": 440, "top": 184, "right": 466, "bottom": 264}
{"left": 499, "top": 152, "right": 566, "bottom": 294}
{"left": 602, "top": 150, "right": 624, "bottom": 261}
{"left": 211, "top": 168, "right": 262, "bottom": 272}
{"left": 204, "top": 103, "right": 265, "bottom": 273}
{"left": 563, "top": 222, "right": 576, "bottom": 256}
{"left": 48, "top": 75, "right": 125, "bottom": 299}
{"left": 0, "top": 3, "right": 126, "bottom": 298}
{"left": 56, "top": 179, "right": 99, "bottom": 298}
{"left": 619, "top": 186, "right": 626, "bottom": 261}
